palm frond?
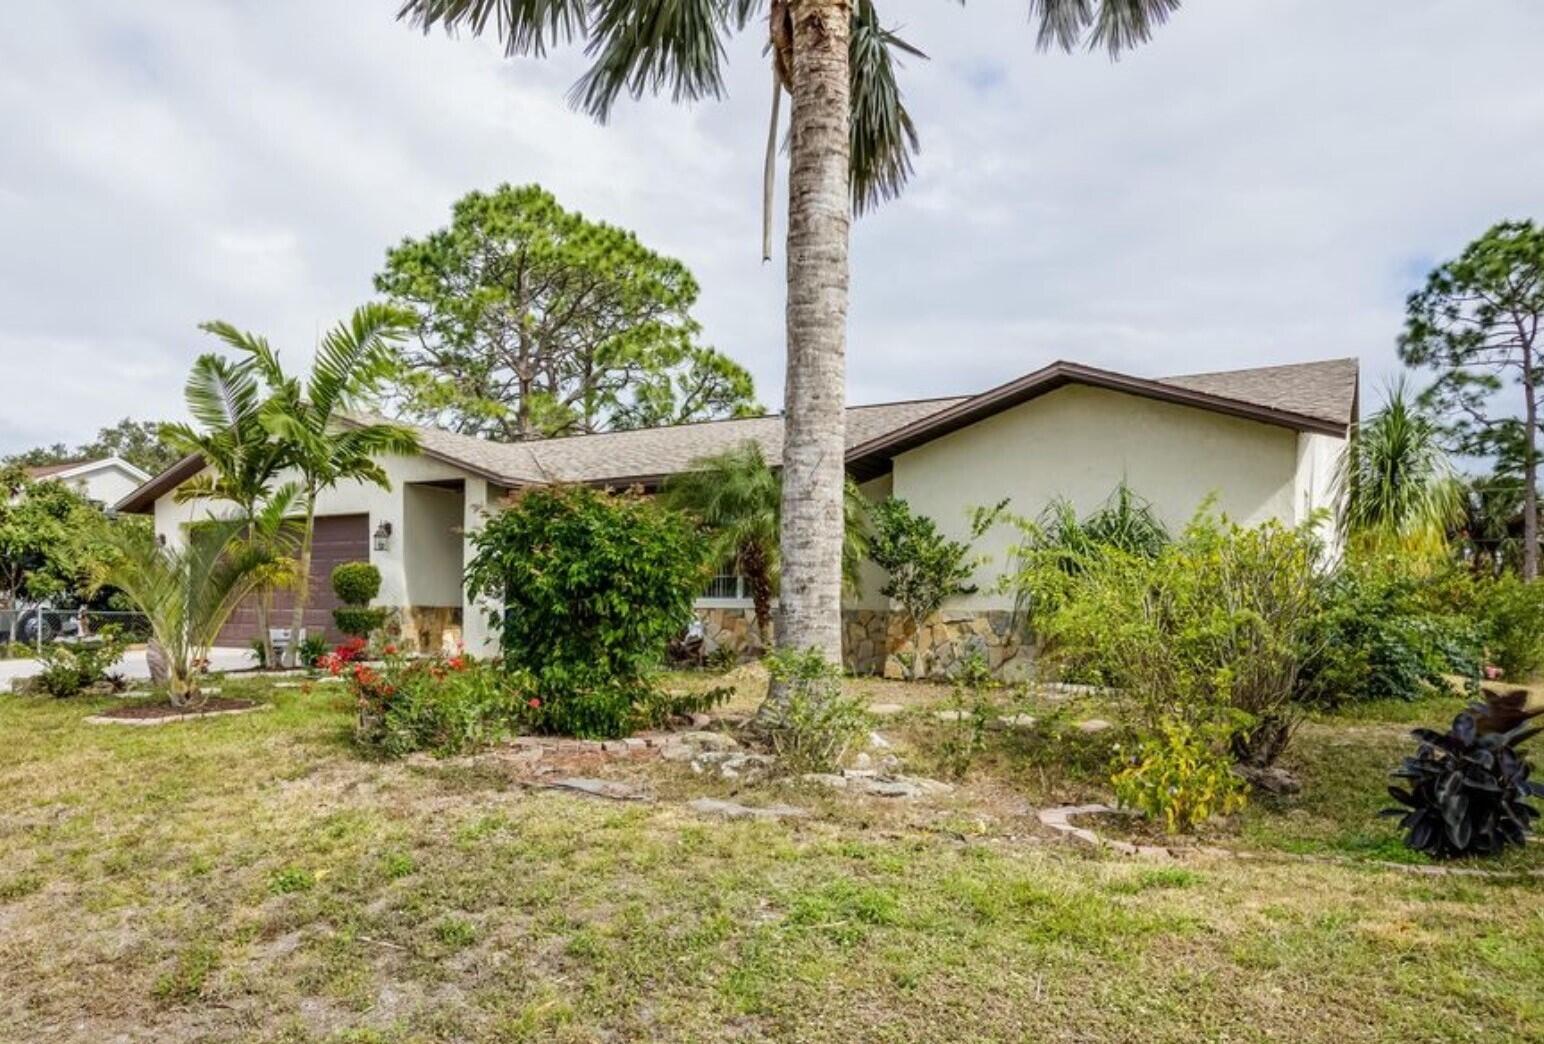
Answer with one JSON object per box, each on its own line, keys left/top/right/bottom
{"left": 308, "top": 304, "right": 414, "bottom": 417}
{"left": 850, "top": 0, "right": 923, "bottom": 214}
{"left": 199, "top": 321, "right": 287, "bottom": 390}
{"left": 568, "top": 0, "right": 732, "bottom": 119}
{"left": 397, "top": 0, "right": 588, "bottom": 57}
{"left": 182, "top": 353, "right": 261, "bottom": 433}
{"left": 1336, "top": 379, "right": 1465, "bottom": 559}
{"left": 1028, "top": 0, "right": 1181, "bottom": 56}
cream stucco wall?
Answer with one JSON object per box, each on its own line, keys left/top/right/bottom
{"left": 152, "top": 453, "right": 476, "bottom": 635}
{"left": 887, "top": 384, "right": 1337, "bottom": 610}
{"left": 403, "top": 484, "right": 465, "bottom": 607}
{"left": 54, "top": 462, "right": 145, "bottom": 507}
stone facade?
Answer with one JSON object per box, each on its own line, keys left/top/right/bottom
{"left": 846, "top": 609, "right": 1032, "bottom": 681}
{"left": 698, "top": 605, "right": 1032, "bottom": 680}
{"left": 395, "top": 605, "right": 463, "bottom": 655}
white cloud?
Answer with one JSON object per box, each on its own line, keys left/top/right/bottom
{"left": 2, "top": 0, "right": 1542, "bottom": 453}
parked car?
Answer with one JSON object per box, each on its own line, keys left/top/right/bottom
{"left": 0, "top": 606, "right": 82, "bottom": 645}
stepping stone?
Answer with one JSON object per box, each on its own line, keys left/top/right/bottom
{"left": 867, "top": 703, "right": 905, "bottom": 717}
{"left": 934, "top": 710, "right": 974, "bottom": 723}
{"left": 547, "top": 777, "right": 647, "bottom": 801}
{"left": 1076, "top": 719, "right": 1113, "bottom": 734}
{"left": 867, "top": 731, "right": 893, "bottom": 750}
{"left": 995, "top": 714, "right": 1038, "bottom": 729}
{"left": 688, "top": 798, "right": 808, "bottom": 821}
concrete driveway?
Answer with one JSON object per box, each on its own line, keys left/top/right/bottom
{"left": 0, "top": 646, "right": 258, "bottom": 688}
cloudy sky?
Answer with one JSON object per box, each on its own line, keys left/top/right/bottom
{"left": 2, "top": 1, "right": 1541, "bottom": 456}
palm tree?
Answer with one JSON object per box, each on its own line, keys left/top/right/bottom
{"left": 93, "top": 520, "right": 276, "bottom": 708}
{"left": 161, "top": 353, "right": 298, "bottom": 667}
{"left": 1336, "top": 380, "right": 1465, "bottom": 560}
{"left": 395, "top": 0, "right": 1181, "bottom": 679}
{"left": 663, "top": 440, "right": 869, "bottom": 649}
{"left": 203, "top": 305, "right": 421, "bottom": 665}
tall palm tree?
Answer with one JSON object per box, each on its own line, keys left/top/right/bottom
{"left": 203, "top": 305, "right": 421, "bottom": 665}
{"left": 664, "top": 440, "right": 869, "bottom": 649}
{"left": 1336, "top": 380, "right": 1465, "bottom": 561}
{"left": 93, "top": 520, "right": 276, "bottom": 708}
{"left": 160, "top": 353, "right": 298, "bottom": 666}
{"left": 396, "top": 0, "right": 1181, "bottom": 681}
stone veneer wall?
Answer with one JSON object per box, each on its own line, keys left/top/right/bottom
{"left": 391, "top": 606, "right": 463, "bottom": 655}
{"left": 698, "top": 606, "right": 1032, "bottom": 680}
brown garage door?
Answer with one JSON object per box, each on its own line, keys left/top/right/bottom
{"left": 218, "top": 514, "right": 371, "bottom": 648}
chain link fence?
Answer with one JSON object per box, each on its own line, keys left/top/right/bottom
{"left": 0, "top": 609, "right": 152, "bottom": 658}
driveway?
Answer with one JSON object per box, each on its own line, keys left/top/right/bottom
{"left": 0, "top": 646, "right": 258, "bottom": 688}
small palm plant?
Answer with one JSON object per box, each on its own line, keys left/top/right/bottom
{"left": 663, "top": 441, "right": 869, "bottom": 648}
{"left": 93, "top": 521, "right": 277, "bottom": 708}
{"left": 1336, "top": 380, "right": 1464, "bottom": 560}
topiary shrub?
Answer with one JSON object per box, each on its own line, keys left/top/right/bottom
{"left": 1384, "top": 706, "right": 1542, "bottom": 859}
{"left": 331, "top": 561, "right": 386, "bottom": 638}
{"left": 464, "top": 485, "right": 708, "bottom": 738}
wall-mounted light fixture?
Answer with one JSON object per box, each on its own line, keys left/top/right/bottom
{"left": 373, "top": 520, "right": 393, "bottom": 552}
{"left": 156, "top": 533, "right": 167, "bottom": 547}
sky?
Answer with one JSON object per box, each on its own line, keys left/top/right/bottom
{"left": 2, "top": 1, "right": 1542, "bottom": 456}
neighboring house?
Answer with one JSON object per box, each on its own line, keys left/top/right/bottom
{"left": 117, "top": 357, "right": 1357, "bottom": 674}
{"left": 25, "top": 457, "right": 151, "bottom": 509}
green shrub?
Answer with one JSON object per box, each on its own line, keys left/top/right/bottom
{"left": 297, "top": 634, "right": 330, "bottom": 669}
{"left": 332, "top": 606, "right": 390, "bottom": 639}
{"left": 1112, "top": 717, "right": 1248, "bottom": 833}
{"left": 1017, "top": 512, "right": 1322, "bottom": 767}
{"left": 933, "top": 650, "right": 998, "bottom": 779}
{"left": 1299, "top": 555, "right": 1481, "bottom": 704}
{"left": 348, "top": 650, "right": 528, "bottom": 758}
{"left": 464, "top": 485, "right": 706, "bottom": 738}
{"left": 331, "top": 561, "right": 382, "bottom": 605}
{"left": 1476, "top": 573, "right": 1544, "bottom": 681}
{"left": 765, "top": 648, "right": 870, "bottom": 773}
{"left": 33, "top": 627, "right": 128, "bottom": 697}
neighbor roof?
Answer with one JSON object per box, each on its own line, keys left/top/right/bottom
{"left": 25, "top": 457, "right": 151, "bottom": 482}
{"left": 117, "top": 356, "right": 1357, "bottom": 512}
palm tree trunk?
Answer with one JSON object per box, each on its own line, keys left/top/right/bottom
{"left": 285, "top": 491, "right": 317, "bottom": 666}
{"left": 773, "top": 0, "right": 852, "bottom": 682}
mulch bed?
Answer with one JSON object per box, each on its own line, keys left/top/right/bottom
{"left": 92, "top": 697, "right": 261, "bottom": 721}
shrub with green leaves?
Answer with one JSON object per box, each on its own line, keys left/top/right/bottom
{"left": 464, "top": 485, "right": 707, "bottom": 738}
{"left": 1475, "top": 572, "right": 1544, "bottom": 681}
{"left": 331, "top": 561, "right": 387, "bottom": 638}
{"left": 765, "top": 648, "right": 870, "bottom": 774}
{"left": 1298, "top": 555, "right": 1481, "bottom": 704}
{"left": 1112, "top": 717, "right": 1248, "bottom": 833}
{"left": 1017, "top": 511, "right": 1322, "bottom": 767}
{"left": 33, "top": 627, "right": 128, "bottom": 697}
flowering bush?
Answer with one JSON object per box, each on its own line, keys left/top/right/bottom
{"left": 317, "top": 637, "right": 368, "bottom": 674}
{"left": 348, "top": 646, "right": 531, "bottom": 758}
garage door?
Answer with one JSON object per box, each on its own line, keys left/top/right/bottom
{"left": 217, "top": 514, "right": 371, "bottom": 648}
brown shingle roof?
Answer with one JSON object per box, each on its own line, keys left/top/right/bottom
{"left": 118, "top": 357, "right": 1356, "bottom": 512}
{"left": 1156, "top": 357, "right": 1358, "bottom": 429}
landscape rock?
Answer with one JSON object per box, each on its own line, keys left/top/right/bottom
{"left": 851, "top": 752, "right": 873, "bottom": 771}
{"left": 1076, "top": 719, "right": 1113, "bottom": 734}
{"left": 688, "top": 798, "right": 808, "bottom": 821}
{"left": 548, "top": 777, "right": 648, "bottom": 801}
{"left": 867, "top": 731, "right": 892, "bottom": 749}
{"left": 934, "top": 710, "right": 974, "bottom": 723}
{"left": 1234, "top": 764, "right": 1302, "bottom": 796}
{"left": 995, "top": 714, "right": 1037, "bottom": 729}
{"left": 867, "top": 703, "right": 905, "bottom": 717}
{"left": 801, "top": 770, "right": 953, "bottom": 799}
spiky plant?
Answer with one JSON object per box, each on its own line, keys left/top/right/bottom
{"left": 92, "top": 521, "right": 278, "bottom": 708}
{"left": 1337, "top": 379, "right": 1465, "bottom": 561}
{"left": 1384, "top": 706, "right": 1543, "bottom": 859}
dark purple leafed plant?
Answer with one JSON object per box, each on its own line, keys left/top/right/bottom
{"left": 1384, "top": 707, "right": 1542, "bottom": 859}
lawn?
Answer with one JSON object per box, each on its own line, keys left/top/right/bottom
{"left": 1, "top": 672, "right": 1541, "bottom": 1042}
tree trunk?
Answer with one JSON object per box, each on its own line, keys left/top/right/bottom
{"left": 771, "top": 0, "right": 852, "bottom": 688}
{"left": 285, "top": 492, "right": 318, "bottom": 666}
{"left": 1525, "top": 356, "right": 1540, "bottom": 581}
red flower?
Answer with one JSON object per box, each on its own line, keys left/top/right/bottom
{"left": 528, "top": 697, "right": 541, "bottom": 709}
{"left": 384, "top": 643, "right": 398, "bottom": 655}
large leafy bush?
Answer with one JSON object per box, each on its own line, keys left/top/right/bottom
{"left": 1475, "top": 572, "right": 1544, "bottom": 681}
{"left": 464, "top": 485, "right": 707, "bottom": 738}
{"left": 1298, "top": 555, "right": 1481, "bottom": 704}
{"left": 1016, "top": 512, "right": 1322, "bottom": 769}
{"left": 1384, "top": 706, "right": 1541, "bottom": 859}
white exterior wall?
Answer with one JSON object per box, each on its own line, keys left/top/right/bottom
{"left": 152, "top": 453, "right": 473, "bottom": 616}
{"left": 887, "top": 385, "right": 1315, "bottom": 610}
{"left": 1293, "top": 431, "right": 1346, "bottom": 555}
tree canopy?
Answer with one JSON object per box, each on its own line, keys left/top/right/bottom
{"left": 373, "top": 184, "right": 759, "bottom": 441}
{"left": 1400, "top": 220, "right": 1544, "bottom": 577}
{"left": 0, "top": 466, "right": 111, "bottom": 624}
{"left": 5, "top": 418, "right": 180, "bottom": 475}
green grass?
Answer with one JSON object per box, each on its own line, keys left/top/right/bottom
{"left": 0, "top": 675, "right": 1541, "bottom": 1041}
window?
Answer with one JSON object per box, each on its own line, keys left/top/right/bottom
{"left": 702, "top": 565, "right": 748, "bottom": 601}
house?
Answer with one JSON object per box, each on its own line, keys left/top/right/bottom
{"left": 25, "top": 457, "right": 151, "bottom": 509}
{"left": 116, "top": 356, "right": 1357, "bottom": 674}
